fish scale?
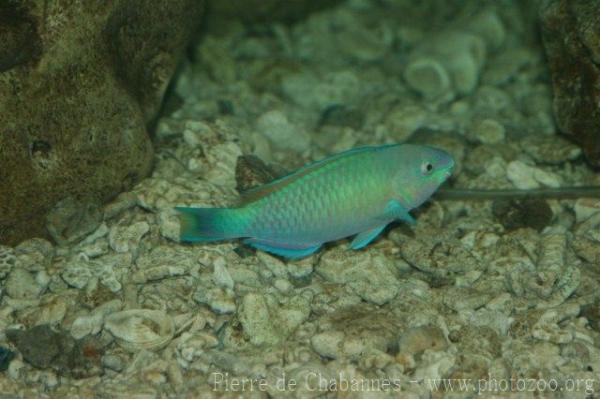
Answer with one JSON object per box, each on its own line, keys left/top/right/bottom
{"left": 176, "top": 144, "right": 454, "bottom": 259}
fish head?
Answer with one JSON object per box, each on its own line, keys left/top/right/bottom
{"left": 393, "top": 145, "right": 454, "bottom": 208}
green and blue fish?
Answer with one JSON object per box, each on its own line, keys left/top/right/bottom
{"left": 176, "top": 144, "right": 454, "bottom": 259}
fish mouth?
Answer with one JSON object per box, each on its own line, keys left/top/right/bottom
{"left": 444, "top": 159, "right": 455, "bottom": 179}
{"left": 442, "top": 163, "right": 454, "bottom": 180}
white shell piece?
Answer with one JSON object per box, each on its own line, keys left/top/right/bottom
{"left": 104, "top": 309, "right": 175, "bottom": 352}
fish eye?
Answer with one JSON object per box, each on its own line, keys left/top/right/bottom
{"left": 421, "top": 161, "right": 434, "bottom": 175}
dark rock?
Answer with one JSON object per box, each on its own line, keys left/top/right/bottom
{"left": 6, "top": 325, "right": 102, "bottom": 378}
{"left": 540, "top": 0, "right": 600, "bottom": 167}
{"left": 319, "top": 105, "right": 365, "bottom": 130}
{"left": 235, "top": 155, "right": 287, "bottom": 194}
{"left": 6, "top": 325, "right": 68, "bottom": 369}
{"left": 0, "top": 346, "right": 15, "bottom": 372}
{"left": 492, "top": 199, "right": 553, "bottom": 231}
{"left": 0, "top": 0, "right": 204, "bottom": 246}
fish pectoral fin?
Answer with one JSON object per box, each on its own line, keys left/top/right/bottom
{"left": 244, "top": 239, "right": 321, "bottom": 260}
{"left": 384, "top": 200, "right": 416, "bottom": 225}
{"left": 350, "top": 225, "right": 387, "bottom": 250}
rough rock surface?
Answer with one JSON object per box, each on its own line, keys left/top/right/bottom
{"left": 540, "top": 0, "right": 600, "bottom": 167}
{"left": 0, "top": 0, "right": 204, "bottom": 245}
{"left": 1, "top": 1, "right": 600, "bottom": 398}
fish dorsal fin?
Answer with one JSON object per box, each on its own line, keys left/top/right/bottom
{"left": 238, "top": 145, "right": 392, "bottom": 206}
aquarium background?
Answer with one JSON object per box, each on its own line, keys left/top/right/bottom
{"left": 0, "top": 0, "right": 599, "bottom": 397}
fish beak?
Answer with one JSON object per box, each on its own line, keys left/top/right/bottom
{"left": 445, "top": 160, "right": 455, "bottom": 179}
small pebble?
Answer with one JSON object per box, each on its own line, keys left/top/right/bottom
{"left": 102, "top": 354, "right": 125, "bottom": 372}
{"left": 574, "top": 198, "right": 600, "bottom": 223}
{"left": 310, "top": 330, "right": 345, "bottom": 359}
{"left": 212, "top": 257, "right": 234, "bottom": 290}
{"left": 256, "top": 110, "right": 310, "bottom": 152}
{"left": 469, "top": 118, "right": 505, "bottom": 144}
{"left": 397, "top": 325, "right": 448, "bottom": 356}
{"left": 521, "top": 135, "right": 581, "bottom": 164}
{"left": 273, "top": 278, "right": 292, "bottom": 293}
{"left": 506, "top": 160, "right": 561, "bottom": 189}
{"left": 108, "top": 221, "right": 150, "bottom": 253}
{"left": 5, "top": 268, "right": 42, "bottom": 299}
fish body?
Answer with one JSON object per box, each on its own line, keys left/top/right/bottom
{"left": 177, "top": 144, "right": 454, "bottom": 258}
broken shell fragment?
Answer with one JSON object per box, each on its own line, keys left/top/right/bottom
{"left": 104, "top": 309, "right": 174, "bottom": 353}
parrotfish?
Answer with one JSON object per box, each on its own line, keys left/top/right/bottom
{"left": 176, "top": 144, "right": 454, "bottom": 259}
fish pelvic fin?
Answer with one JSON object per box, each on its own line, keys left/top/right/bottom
{"left": 175, "top": 206, "right": 248, "bottom": 243}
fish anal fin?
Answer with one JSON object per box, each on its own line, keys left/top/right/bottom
{"left": 244, "top": 238, "right": 321, "bottom": 259}
{"left": 350, "top": 224, "right": 387, "bottom": 250}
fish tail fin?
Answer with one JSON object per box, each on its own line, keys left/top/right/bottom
{"left": 175, "top": 206, "right": 248, "bottom": 242}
